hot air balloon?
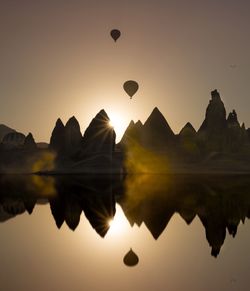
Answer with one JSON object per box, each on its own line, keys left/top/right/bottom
{"left": 123, "top": 80, "right": 139, "bottom": 99}
{"left": 110, "top": 29, "right": 121, "bottom": 42}
{"left": 123, "top": 248, "right": 139, "bottom": 267}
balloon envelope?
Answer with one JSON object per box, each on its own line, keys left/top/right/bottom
{"left": 110, "top": 29, "right": 121, "bottom": 42}
{"left": 123, "top": 80, "right": 139, "bottom": 99}
{"left": 123, "top": 249, "right": 139, "bottom": 267}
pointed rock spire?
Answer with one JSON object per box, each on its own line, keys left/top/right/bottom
{"left": 119, "top": 120, "right": 143, "bottom": 147}
{"left": 82, "top": 110, "right": 116, "bottom": 154}
{"left": 64, "top": 116, "right": 82, "bottom": 154}
{"left": 227, "top": 110, "right": 240, "bottom": 127}
{"left": 24, "top": 133, "right": 37, "bottom": 150}
{"left": 198, "top": 89, "right": 227, "bottom": 133}
{"left": 49, "top": 118, "right": 66, "bottom": 154}
{"left": 179, "top": 122, "right": 196, "bottom": 136}
{"left": 142, "top": 107, "right": 175, "bottom": 150}
{"left": 144, "top": 107, "right": 174, "bottom": 135}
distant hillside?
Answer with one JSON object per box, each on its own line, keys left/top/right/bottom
{"left": 0, "top": 124, "right": 15, "bottom": 142}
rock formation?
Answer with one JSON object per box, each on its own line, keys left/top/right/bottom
{"left": 199, "top": 89, "right": 227, "bottom": 133}
{"left": 227, "top": 110, "right": 239, "bottom": 127}
{"left": 120, "top": 107, "right": 175, "bottom": 154}
{"left": 226, "top": 110, "right": 243, "bottom": 152}
{"left": 64, "top": 116, "right": 82, "bottom": 155}
{"left": 0, "top": 124, "right": 15, "bottom": 142}
{"left": 1, "top": 132, "right": 26, "bottom": 149}
{"left": 197, "top": 89, "right": 227, "bottom": 152}
{"left": 178, "top": 122, "right": 200, "bottom": 160}
{"left": 49, "top": 118, "right": 66, "bottom": 155}
{"left": 82, "top": 109, "right": 116, "bottom": 155}
{"left": 24, "top": 133, "right": 37, "bottom": 150}
{"left": 142, "top": 107, "right": 175, "bottom": 151}
{"left": 179, "top": 122, "right": 196, "bottom": 138}
{"left": 2, "top": 89, "right": 250, "bottom": 173}
{"left": 119, "top": 120, "right": 143, "bottom": 148}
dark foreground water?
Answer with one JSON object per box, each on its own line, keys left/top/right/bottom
{"left": 0, "top": 174, "right": 250, "bottom": 291}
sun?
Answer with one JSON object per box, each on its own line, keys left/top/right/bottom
{"left": 108, "top": 112, "right": 127, "bottom": 142}
{"left": 107, "top": 205, "right": 130, "bottom": 236}
{"left": 108, "top": 120, "right": 114, "bottom": 128}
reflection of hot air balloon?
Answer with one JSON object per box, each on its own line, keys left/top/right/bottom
{"left": 123, "top": 80, "right": 139, "bottom": 99}
{"left": 123, "top": 248, "right": 139, "bottom": 267}
{"left": 110, "top": 29, "right": 121, "bottom": 42}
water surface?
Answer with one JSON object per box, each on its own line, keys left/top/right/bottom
{"left": 0, "top": 174, "right": 250, "bottom": 291}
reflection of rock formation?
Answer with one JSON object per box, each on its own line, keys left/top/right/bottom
{"left": 49, "top": 176, "right": 116, "bottom": 236}
{"left": 198, "top": 195, "right": 227, "bottom": 258}
{"left": 1, "top": 174, "right": 250, "bottom": 257}
{"left": 118, "top": 175, "right": 175, "bottom": 239}
{"left": 118, "top": 174, "right": 250, "bottom": 257}
{"left": 0, "top": 175, "right": 38, "bottom": 221}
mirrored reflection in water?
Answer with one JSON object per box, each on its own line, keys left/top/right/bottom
{"left": 1, "top": 174, "right": 250, "bottom": 290}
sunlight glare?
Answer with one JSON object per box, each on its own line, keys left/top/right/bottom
{"left": 108, "top": 112, "right": 127, "bottom": 142}
{"left": 108, "top": 120, "right": 114, "bottom": 128}
{"left": 107, "top": 205, "right": 130, "bottom": 236}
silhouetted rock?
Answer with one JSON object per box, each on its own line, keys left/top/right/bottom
{"left": 199, "top": 90, "right": 227, "bottom": 133}
{"left": 82, "top": 109, "right": 116, "bottom": 155}
{"left": 2, "top": 89, "right": 250, "bottom": 173}
{"left": 2, "top": 198, "right": 26, "bottom": 216}
{"left": 226, "top": 110, "right": 243, "bottom": 152}
{"left": 198, "top": 90, "right": 227, "bottom": 152}
{"left": 179, "top": 122, "right": 196, "bottom": 138}
{"left": 240, "top": 123, "right": 249, "bottom": 146}
{"left": 227, "top": 110, "right": 239, "bottom": 127}
{"left": 64, "top": 116, "right": 82, "bottom": 156}
{"left": 142, "top": 107, "right": 175, "bottom": 151}
{"left": 0, "top": 124, "right": 15, "bottom": 142}
{"left": 64, "top": 195, "right": 82, "bottom": 231}
{"left": 1, "top": 132, "right": 25, "bottom": 149}
{"left": 2, "top": 173, "right": 250, "bottom": 259}
{"left": 179, "top": 209, "right": 196, "bottom": 225}
{"left": 178, "top": 122, "right": 200, "bottom": 160}
{"left": 119, "top": 120, "right": 143, "bottom": 148}
{"left": 0, "top": 205, "right": 15, "bottom": 222}
{"left": 50, "top": 197, "right": 65, "bottom": 229}
{"left": 49, "top": 118, "right": 66, "bottom": 155}
{"left": 24, "top": 133, "right": 37, "bottom": 150}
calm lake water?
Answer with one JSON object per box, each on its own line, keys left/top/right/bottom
{"left": 0, "top": 174, "right": 250, "bottom": 291}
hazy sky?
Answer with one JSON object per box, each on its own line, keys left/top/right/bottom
{"left": 1, "top": 0, "right": 250, "bottom": 141}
